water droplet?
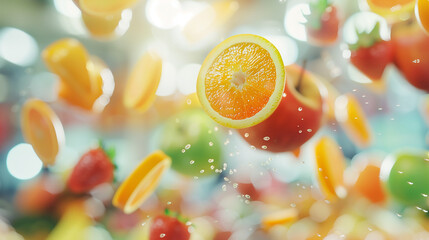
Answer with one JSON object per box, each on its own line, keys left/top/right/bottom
{"left": 298, "top": 130, "right": 302, "bottom": 133}
{"left": 223, "top": 163, "right": 227, "bottom": 170}
{"left": 190, "top": 160, "right": 195, "bottom": 164}
{"left": 244, "top": 133, "right": 249, "bottom": 138}
{"left": 250, "top": 146, "right": 256, "bottom": 150}
{"left": 200, "top": 169, "right": 205, "bottom": 173}
{"left": 261, "top": 145, "right": 267, "bottom": 149}
{"left": 214, "top": 126, "right": 218, "bottom": 131}
{"left": 181, "top": 149, "right": 186, "bottom": 153}
{"left": 224, "top": 177, "right": 229, "bottom": 181}
{"left": 282, "top": 93, "right": 287, "bottom": 97}
{"left": 210, "top": 165, "right": 214, "bottom": 170}
{"left": 208, "top": 158, "right": 214, "bottom": 163}
{"left": 413, "top": 59, "right": 420, "bottom": 63}
{"left": 222, "top": 184, "right": 227, "bottom": 191}
{"left": 422, "top": 193, "right": 428, "bottom": 197}
{"left": 245, "top": 194, "right": 250, "bottom": 199}
{"left": 233, "top": 183, "right": 238, "bottom": 188}
{"left": 167, "top": 201, "right": 171, "bottom": 205}
{"left": 398, "top": 171, "right": 403, "bottom": 174}
{"left": 186, "top": 99, "right": 192, "bottom": 105}
{"left": 307, "top": 129, "right": 312, "bottom": 132}
{"left": 228, "top": 130, "right": 233, "bottom": 135}
{"left": 160, "top": 233, "right": 166, "bottom": 238}
{"left": 298, "top": 107, "right": 302, "bottom": 111}
{"left": 263, "top": 136, "right": 270, "bottom": 141}
{"left": 407, "top": 181, "right": 414, "bottom": 185}
{"left": 185, "top": 144, "right": 191, "bottom": 149}
{"left": 290, "top": 203, "right": 296, "bottom": 207}
{"left": 209, "top": 142, "right": 214, "bottom": 146}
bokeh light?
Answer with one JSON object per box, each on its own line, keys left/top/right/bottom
{"left": 177, "top": 63, "right": 201, "bottom": 95}
{"left": 0, "top": 28, "right": 38, "bottom": 66}
{"left": 6, "top": 143, "right": 43, "bottom": 180}
{"left": 284, "top": 3, "right": 310, "bottom": 42}
{"left": 146, "top": 0, "right": 183, "bottom": 29}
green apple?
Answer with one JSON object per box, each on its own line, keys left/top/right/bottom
{"left": 159, "top": 109, "right": 223, "bottom": 177}
{"left": 380, "top": 151, "right": 429, "bottom": 209}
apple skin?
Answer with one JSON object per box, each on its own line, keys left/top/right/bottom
{"left": 237, "top": 64, "right": 324, "bottom": 152}
{"left": 380, "top": 151, "right": 429, "bottom": 209}
{"left": 159, "top": 109, "right": 223, "bottom": 177}
{"left": 391, "top": 20, "right": 429, "bottom": 92}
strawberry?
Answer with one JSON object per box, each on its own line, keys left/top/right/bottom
{"left": 149, "top": 209, "right": 190, "bottom": 240}
{"left": 67, "top": 142, "right": 116, "bottom": 194}
{"left": 305, "top": 0, "right": 339, "bottom": 46}
{"left": 349, "top": 22, "right": 394, "bottom": 80}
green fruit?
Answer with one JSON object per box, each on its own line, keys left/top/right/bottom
{"left": 159, "top": 109, "right": 222, "bottom": 177}
{"left": 380, "top": 151, "right": 429, "bottom": 209}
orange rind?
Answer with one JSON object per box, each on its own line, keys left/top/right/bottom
{"left": 261, "top": 208, "right": 299, "bottom": 231}
{"left": 416, "top": 0, "right": 429, "bottom": 34}
{"left": 21, "top": 99, "right": 65, "bottom": 166}
{"left": 197, "top": 34, "right": 285, "bottom": 129}
{"left": 366, "top": 0, "right": 414, "bottom": 21}
{"left": 113, "top": 150, "right": 171, "bottom": 214}
{"left": 123, "top": 51, "right": 163, "bottom": 113}
{"left": 314, "top": 136, "right": 347, "bottom": 200}
{"left": 334, "top": 94, "right": 372, "bottom": 148}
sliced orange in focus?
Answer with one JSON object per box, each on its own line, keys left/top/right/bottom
{"left": 197, "top": 34, "right": 285, "bottom": 129}
{"left": 79, "top": 0, "right": 138, "bottom": 16}
{"left": 21, "top": 99, "right": 65, "bottom": 166}
{"left": 416, "top": 0, "right": 429, "bottom": 34}
{"left": 366, "top": 0, "right": 414, "bottom": 20}
{"left": 113, "top": 150, "right": 171, "bottom": 214}
{"left": 314, "top": 136, "right": 346, "bottom": 200}
{"left": 123, "top": 51, "right": 163, "bottom": 113}
{"left": 261, "top": 208, "right": 298, "bottom": 231}
{"left": 335, "top": 94, "right": 372, "bottom": 148}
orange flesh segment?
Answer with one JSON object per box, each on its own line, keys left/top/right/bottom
{"left": 79, "top": 0, "right": 138, "bottom": 16}
{"left": 123, "top": 51, "right": 163, "bottom": 113}
{"left": 261, "top": 208, "right": 298, "bottom": 230}
{"left": 335, "top": 94, "right": 372, "bottom": 148}
{"left": 355, "top": 164, "right": 386, "bottom": 203}
{"left": 314, "top": 136, "right": 346, "bottom": 200}
{"left": 112, "top": 150, "right": 171, "bottom": 214}
{"left": 21, "top": 99, "right": 64, "bottom": 166}
{"left": 205, "top": 42, "right": 276, "bottom": 120}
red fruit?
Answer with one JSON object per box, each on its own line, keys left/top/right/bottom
{"left": 392, "top": 20, "right": 429, "bottom": 92}
{"left": 68, "top": 148, "right": 114, "bottom": 194}
{"left": 150, "top": 215, "right": 190, "bottom": 240}
{"left": 349, "top": 22, "right": 394, "bottom": 80}
{"left": 305, "top": 0, "right": 339, "bottom": 46}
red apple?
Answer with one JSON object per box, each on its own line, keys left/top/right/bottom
{"left": 238, "top": 64, "right": 325, "bottom": 152}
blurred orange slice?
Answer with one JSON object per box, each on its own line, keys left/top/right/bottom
{"left": 261, "top": 208, "right": 299, "bottom": 231}
{"left": 314, "top": 136, "right": 347, "bottom": 200}
{"left": 354, "top": 163, "right": 386, "bottom": 204}
{"left": 197, "top": 34, "right": 285, "bottom": 129}
{"left": 81, "top": 10, "right": 122, "bottom": 38}
{"left": 21, "top": 99, "right": 65, "bottom": 166}
{"left": 416, "top": 0, "right": 429, "bottom": 34}
{"left": 79, "top": 0, "right": 139, "bottom": 16}
{"left": 113, "top": 150, "right": 171, "bottom": 214}
{"left": 335, "top": 94, "right": 372, "bottom": 148}
{"left": 366, "top": 0, "right": 414, "bottom": 20}
{"left": 123, "top": 51, "right": 163, "bottom": 113}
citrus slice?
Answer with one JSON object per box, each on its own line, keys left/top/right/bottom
{"left": 416, "top": 0, "right": 429, "bottom": 34}
{"left": 79, "top": 0, "right": 138, "bottom": 16}
{"left": 366, "top": 0, "right": 414, "bottom": 20}
{"left": 46, "top": 204, "right": 92, "bottom": 240}
{"left": 334, "top": 94, "right": 372, "bottom": 148}
{"left": 123, "top": 51, "right": 163, "bottom": 113}
{"left": 197, "top": 34, "right": 285, "bottom": 129}
{"left": 21, "top": 99, "right": 65, "bottom": 166}
{"left": 261, "top": 208, "right": 299, "bottom": 231}
{"left": 113, "top": 150, "right": 171, "bottom": 214}
{"left": 81, "top": 10, "right": 122, "bottom": 38}
{"left": 314, "top": 136, "right": 346, "bottom": 200}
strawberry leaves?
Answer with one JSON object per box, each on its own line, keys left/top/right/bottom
{"left": 349, "top": 22, "right": 382, "bottom": 51}
{"left": 305, "top": 0, "right": 329, "bottom": 30}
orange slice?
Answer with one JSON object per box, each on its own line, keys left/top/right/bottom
{"left": 366, "top": 0, "right": 414, "bottom": 20}
{"left": 354, "top": 163, "right": 386, "bottom": 204}
{"left": 79, "top": 0, "right": 139, "bottom": 16}
{"left": 314, "top": 136, "right": 347, "bottom": 200}
{"left": 81, "top": 10, "right": 122, "bottom": 38}
{"left": 113, "top": 150, "right": 171, "bottom": 214}
{"left": 416, "top": 0, "right": 429, "bottom": 34}
{"left": 21, "top": 99, "right": 65, "bottom": 166}
{"left": 261, "top": 208, "right": 299, "bottom": 231}
{"left": 123, "top": 51, "right": 163, "bottom": 113}
{"left": 197, "top": 34, "right": 285, "bottom": 129}
{"left": 334, "top": 94, "right": 372, "bottom": 148}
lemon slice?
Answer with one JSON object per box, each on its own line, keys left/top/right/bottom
{"left": 261, "top": 208, "right": 299, "bottom": 230}
{"left": 21, "top": 99, "right": 65, "bottom": 166}
{"left": 113, "top": 150, "right": 171, "bottom": 214}
{"left": 123, "top": 51, "right": 163, "bottom": 113}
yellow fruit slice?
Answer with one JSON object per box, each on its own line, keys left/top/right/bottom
{"left": 46, "top": 204, "right": 92, "bottom": 240}
{"left": 21, "top": 99, "right": 65, "bottom": 166}
{"left": 123, "top": 51, "right": 163, "bottom": 113}
{"left": 81, "top": 10, "right": 122, "bottom": 38}
{"left": 113, "top": 150, "right": 171, "bottom": 214}
{"left": 416, "top": 0, "right": 429, "bottom": 34}
{"left": 79, "top": 0, "right": 138, "bottom": 16}
{"left": 261, "top": 208, "right": 299, "bottom": 231}
{"left": 335, "top": 94, "right": 372, "bottom": 148}
{"left": 197, "top": 34, "right": 285, "bottom": 129}
{"left": 314, "top": 136, "right": 347, "bottom": 200}
{"left": 366, "top": 0, "right": 414, "bottom": 20}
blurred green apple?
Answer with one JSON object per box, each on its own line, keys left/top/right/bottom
{"left": 159, "top": 109, "right": 223, "bottom": 177}
{"left": 380, "top": 151, "right": 429, "bottom": 209}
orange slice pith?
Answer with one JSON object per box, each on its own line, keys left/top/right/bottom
{"left": 79, "top": 0, "right": 138, "bottom": 16}
{"left": 123, "top": 51, "right": 163, "bottom": 113}
{"left": 113, "top": 150, "right": 171, "bottom": 214}
{"left": 197, "top": 34, "right": 285, "bottom": 129}
{"left": 416, "top": 0, "right": 429, "bottom": 34}
{"left": 314, "top": 136, "right": 346, "bottom": 200}
{"left": 21, "top": 99, "right": 65, "bottom": 166}
{"left": 334, "top": 94, "right": 372, "bottom": 148}
{"left": 261, "top": 208, "right": 298, "bottom": 230}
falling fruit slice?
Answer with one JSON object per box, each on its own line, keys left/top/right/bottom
{"left": 314, "top": 136, "right": 347, "bottom": 200}
{"left": 366, "top": 0, "right": 414, "bottom": 21}
{"left": 78, "top": 0, "right": 138, "bottom": 16}
{"left": 21, "top": 99, "right": 65, "bottom": 166}
{"left": 416, "top": 0, "right": 429, "bottom": 34}
{"left": 335, "top": 94, "right": 372, "bottom": 148}
{"left": 113, "top": 150, "right": 171, "bottom": 214}
{"left": 81, "top": 10, "right": 122, "bottom": 38}
{"left": 197, "top": 34, "right": 285, "bottom": 129}
{"left": 123, "top": 51, "right": 163, "bottom": 113}
{"left": 354, "top": 163, "right": 386, "bottom": 204}
{"left": 261, "top": 208, "right": 299, "bottom": 231}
